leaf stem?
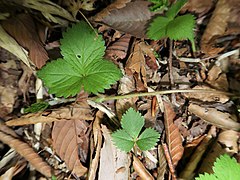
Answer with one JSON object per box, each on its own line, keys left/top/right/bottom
{"left": 90, "top": 89, "right": 233, "bottom": 102}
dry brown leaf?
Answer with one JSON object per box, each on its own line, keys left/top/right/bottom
{"left": 0, "top": 124, "right": 52, "bottom": 178}
{"left": 157, "top": 145, "right": 167, "bottom": 180}
{"left": 133, "top": 155, "right": 154, "bottom": 180}
{"left": 218, "top": 130, "right": 239, "bottom": 153}
{"left": 201, "top": 0, "right": 240, "bottom": 55}
{"left": 179, "top": 126, "right": 216, "bottom": 179}
{"left": 94, "top": 1, "right": 153, "bottom": 38}
{"left": 2, "top": 14, "right": 48, "bottom": 68}
{"left": 105, "top": 34, "right": 132, "bottom": 61}
{"left": 88, "top": 111, "right": 103, "bottom": 180}
{"left": 183, "top": 85, "right": 229, "bottom": 103}
{"left": 182, "top": 0, "right": 214, "bottom": 14}
{"left": 163, "top": 101, "right": 184, "bottom": 167}
{"left": 94, "top": 0, "right": 131, "bottom": 22}
{"left": 6, "top": 101, "right": 93, "bottom": 126}
{"left": 116, "top": 74, "right": 137, "bottom": 119}
{"left": 206, "top": 65, "right": 229, "bottom": 91}
{"left": 126, "top": 42, "right": 148, "bottom": 88}
{"left": 188, "top": 103, "right": 240, "bottom": 131}
{"left": 52, "top": 120, "right": 89, "bottom": 177}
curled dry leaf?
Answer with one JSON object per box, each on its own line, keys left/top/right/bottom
{"left": 163, "top": 101, "right": 184, "bottom": 167}
{"left": 105, "top": 34, "right": 132, "bottom": 61}
{"left": 52, "top": 119, "right": 89, "bottom": 177}
{"left": 188, "top": 103, "right": 240, "bottom": 131}
{"left": 157, "top": 145, "right": 167, "bottom": 180}
{"left": 0, "top": 124, "right": 52, "bottom": 178}
{"left": 94, "top": 1, "right": 153, "bottom": 38}
{"left": 2, "top": 14, "right": 48, "bottom": 68}
{"left": 6, "top": 101, "right": 93, "bottom": 126}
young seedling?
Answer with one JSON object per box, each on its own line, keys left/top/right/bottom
{"left": 195, "top": 154, "right": 240, "bottom": 180}
{"left": 147, "top": 0, "right": 196, "bottom": 52}
{"left": 37, "top": 21, "right": 122, "bottom": 97}
{"left": 111, "top": 108, "right": 160, "bottom": 153}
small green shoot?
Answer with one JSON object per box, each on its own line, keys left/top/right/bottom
{"left": 37, "top": 21, "right": 122, "bottom": 97}
{"left": 149, "top": 0, "right": 169, "bottom": 12}
{"left": 24, "top": 102, "right": 49, "bottom": 113}
{"left": 195, "top": 154, "right": 240, "bottom": 180}
{"left": 111, "top": 108, "right": 160, "bottom": 152}
{"left": 147, "top": 0, "right": 196, "bottom": 51}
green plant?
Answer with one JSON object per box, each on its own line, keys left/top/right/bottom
{"left": 147, "top": 0, "right": 196, "bottom": 51}
{"left": 24, "top": 102, "right": 49, "bottom": 113}
{"left": 149, "top": 0, "right": 169, "bottom": 12}
{"left": 111, "top": 108, "right": 160, "bottom": 152}
{"left": 37, "top": 21, "right": 122, "bottom": 97}
{"left": 195, "top": 154, "right": 240, "bottom": 180}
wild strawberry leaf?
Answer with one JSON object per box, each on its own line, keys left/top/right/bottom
{"left": 37, "top": 21, "right": 122, "bottom": 97}
{"left": 136, "top": 128, "right": 160, "bottom": 151}
{"left": 111, "top": 129, "right": 134, "bottom": 152}
{"left": 121, "top": 108, "right": 144, "bottom": 139}
{"left": 111, "top": 107, "right": 160, "bottom": 152}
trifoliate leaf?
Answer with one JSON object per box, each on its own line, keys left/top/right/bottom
{"left": 136, "top": 128, "right": 160, "bottom": 151}
{"left": 37, "top": 21, "right": 122, "bottom": 97}
{"left": 24, "top": 102, "right": 49, "bottom": 113}
{"left": 121, "top": 108, "right": 144, "bottom": 140}
{"left": 213, "top": 154, "right": 240, "bottom": 180}
{"left": 111, "top": 129, "right": 134, "bottom": 152}
{"left": 166, "top": 0, "right": 187, "bottom": 19}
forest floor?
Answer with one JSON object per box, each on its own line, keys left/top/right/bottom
{"left": 0, "top": 0, "right": 240, "bottom": 179}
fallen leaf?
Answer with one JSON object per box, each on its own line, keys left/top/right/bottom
{"left": 206, "top": 65, "right": 229, "bottom": 91}
{"left": 6, "top": 101, "right": 93, "bottom": 126}
{"left": 133, "top": 155, "right": 154, "bottom": 180}
{"left": 126, "top": 42, "right": 148, "bottom": 88}
{"left": 182, "top": 0, "right": 214, "bottom": 15}
{"left": 52, "top": 119, "right": 89, "bottom": 177}
{"left": 94, "top": 1, "right": 154, "bottom": 38}
{"left": 157, "top": 145, "right": 167, "bottom": 180}
{"left": 163, "top": 101, "right": 184, "bottom": 167}
{"left": 0, "top": 123, "right": 52, "bottom": 178}
{"left": 2, "top": 14, "right": 49, "bottom": 68}
{"left": 183, "top": 85, "right": 229, "bottom": 103}
{"left": 0, "top": 26, "right": 31, "bottom": 68}
{"left": 201, "top": 0, "right": 240, "bottom": 55}
{"left": 188, "top": 103, "right": 240, "bottom": 131}
{"left": 218, "top": 130, "right": 238, "bottom": 153}
{"left": 105, "top": 34, "right": 132, "bottom": 61}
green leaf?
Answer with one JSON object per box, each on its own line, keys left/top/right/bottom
{"left": 24, "top": 102, "right": 49, "bottom": 113}
{"left": 166, "top": 0, "right": 187, "bottom": 19}
{"left": 111, "top": 129, "right": 134, "bottom": 152}
{"left": 195, "top": 154, "right": 240, "bottom": 180}
{"left": 121, "top": 108, "right": 144, "bottom": 140}
{"left": 37, "top": 21, "right": 122, "bottom": 97}
{"left": 213, "top": 154, "right": 240, "bottom": 180}
{"left": 149, "top": 0, "right": 169, "bottom": 12}
{"left": 147, "top": 16, "right": 172, "bottom": 40}
{"left": 136, "top": 128, "right": 160, "bottom": 151}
